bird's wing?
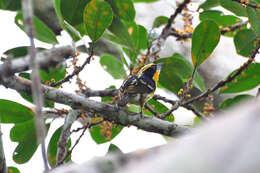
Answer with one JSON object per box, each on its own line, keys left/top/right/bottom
{"left": 120, "top": 75, "right": 154, "bottom": 94}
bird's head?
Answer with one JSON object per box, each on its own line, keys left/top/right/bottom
{"left": 137, "top": 63, "right": 163, "bottom": 83}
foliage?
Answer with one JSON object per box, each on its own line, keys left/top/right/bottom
{"left": 0, "top": 0, "right": 260, "bottom": 171}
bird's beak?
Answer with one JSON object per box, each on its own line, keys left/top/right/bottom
{"left": 156, "top": 63, "right": 164, "bottom": 71}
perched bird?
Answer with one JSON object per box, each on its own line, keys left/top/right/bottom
{"left": 117, "top": 63, "right": 163, "bottom": 118}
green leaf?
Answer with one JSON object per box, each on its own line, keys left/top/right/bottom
{"left": 193, "top": 117, "right": 202, "bottom": 127}
{"left": 106, "top": 0, "right": 135, "bottom": 21}
{"left": 199, "top": 10, "right": 244, "bottom": 37}
{"left": 39, "top": 63, "right": 67, "bottom": 83}
{"left": 152, "top": 16, "right": 168, "bottom": 28}
{"left": 100, "top": 54, "right": 126, "bottom": 79}
{"left": 234, "top": 29, "right": 258, "bottom": 57}
{"left": 54, "top": 0, "right": 82, "bottom": 41}
{"left": 18, "top": 73, "right": 55, "bottom": 108}
{"left": 219, "top": 95, "right": 254, "bottom": 109}
{"left": 191, "top": 20, "right": 220, "bottom": 66}
{"left": 0, "top": 99, "right": 33, "bottom": 123}
{"left": 247, "top": 6, "right": 260, "bottom": 36}
{"left": 220, "top": 0, "right": 247, "bottom": 17}
{"left": 89, "top": 120, "right": 123, "bottom": 144}
{"left": 138, "top": 25, "right": 148, "bottom": 50}
{"left": 12, "top": 122, "right": 50, "bottom": 164}
{"left": 198, "top": 0, "right": 220, "bottom": 10}
{"left": 156, "top": 53, "right": 206, "bottom": 94}
{"left": 145, "top": 99, "right": 175, "bottom": 122}
{"left": 199, "top": 10, "right": 243, "bottom": 27}
{"left": 2, "top": 0, "right": 21, "bottom": 11}
{"left": 220, "top": 63, "right": 260, "bottom": 93}
{"left": 108, "top": 17, "right": 135, "bottom": 51}
{"left": 60, "top": 0, "right": 90, "bottom": 26}
{"left": 133, "top": 0, "right": 159, "bottom": 2}
{"left": 83, "top": 0, "right": 113, "bottom": 42}
{"left": 8, "top": 166, "right": 20, "bottom": 173}
{"left": 107, "top": 143, "right": 123, "bottom": 155}
{"left": 3, "top": 46, "right": 45, "bottom": 59}
{"left": 15, "top": 13, "right": 58, "bottom": 44}
{"left": 47, "top": 126, "right": 71, "bottom": 167}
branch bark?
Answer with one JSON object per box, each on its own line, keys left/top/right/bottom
{"left": 0, "top": 46, "right": 75, "bottom": 79}
{"left": 0, "top": 76, "right": 190, "bottom": 137}
{"left": 0, "top": 123, "right": 7, "bottom": 173}
{"left": 51, "top": 99, "right": 260, "bottom": 173}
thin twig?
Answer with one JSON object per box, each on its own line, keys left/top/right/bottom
{"left": 0, "top": 122, "right": 7, "bottom": 173}
{"left": 232, "top": 0, "right": 260, "bottom": 9}
{"left": 182, "top": 40, "right": 260, "bottom": 106}
{"left": 184, "top": 104, "right": 208, "bottom": 121}
{"left": 51, "top": 45, "right": 94, "bottom": 87}
{"left": 162, "top": 0, "right": 191, "bottom": 38}
{"left": 167, "top": 21, "right": 248, "bottom": 41}
{"left": 21, "top": 0, "right": 48, "bottom": 171}
{"left": 58, "top": 124, "right": 89, "bottom": 165}
{"left": 71, "top": 120, "right": 103, "bottom": 133}
{"left": 56, "top": 110, "right": 80, "bottom": 166}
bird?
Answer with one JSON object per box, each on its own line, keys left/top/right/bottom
{"left": 117, "top": 63, "right": 163, "bottom": 118}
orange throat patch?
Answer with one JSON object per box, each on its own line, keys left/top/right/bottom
{"left": 153, "top": 71, "right": 160, "bottom": 83}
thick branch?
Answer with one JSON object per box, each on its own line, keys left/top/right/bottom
{"left": 1, "top": 76, "right": 190, "bottom": 137}
{"left": 0, "top": 46, "right": 75, "bottom": 79}
{"left": 52, "top": 100, "right": 260, "bottom": 173}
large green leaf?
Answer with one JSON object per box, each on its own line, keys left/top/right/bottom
{"left": 219, "top": 94, "right": 254, "bottom": 109}
{"left": 247, "top": 6, "right": 260, "bottom": 36}
{"left": 198, "top": 0, "right": 220, "bottom": 10}
{"left": 108, "top": 17, "right": 135, "bottom": 52}
{"left": 106, "top": 0, "right": 135, "bottom": 21}
{"left": 0, "top": 99, "right": 33, "bottom": 123}
{"left": 3, "top": 46, "right": 45, "bottom": 59}
{"left": 60, "top": 0, "right": 90, "bottom": 26}
{"left": 89, "top": 119, "right": 123, "bottom": 144}
{"left": 220, "top": 63, "right": 260, "bottom": 93}
{"left": 83, "top": 0, "right": 113, "bottom": 42}
{"left": 191, "top": 20, "right": 220, "bottom": 66}
{"left": 152, "top": 16, "right": 168, "bottom": 28}
{"left": 220, "top": 0, "right": 247, "bottom": 17}
{"left": 8, "top": 166, "right": 20, "bottom": 173}
{"left": 12, "top": 121, "right": 50, "bottom": 164}
{"left": 47, "top": 126, "right": 71, "bottom": 167}
{"left": 54, "top": 0, "right": 82, "bottom": 41}
{"left": 199, "top": 10, "right": 244, "bottom": 37}
{"left": 15, "top": 13, "right": 58, "bottom": 44}
{"left": 156, "top": 53, "right": 206, "bottom": 95}
{"left": 2, "top": 0, "right": 21, "bottom": 11}
{"left": 234, "top": 29, "right": 258, "bottom": 57}
{"left": 100, "top": 54, "right": 126, "bottom": 79}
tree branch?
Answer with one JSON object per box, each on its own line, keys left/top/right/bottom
{"left": 0, "top": 76, "right": 190, "bottom": 137}
{"left": 182, "top": 40, "right": 260, "bottom": 105}
{"left": 50, "top": 45, "right": 94, "bottom": 87}
{"left": 0, "top": 46, "right": 75, "bottom": 79}
{"left": 232, "top": 0, "right": 260, "bottom": 9}
{"left": 21, "top": 0, "right": 48, "bottom": 171}
{"left": 0, "top": 123, "right": 7, "bottom": 173}
{"left": 56, "top": 110, "right": 81, "bottom": 166}
{"left": 51, "top": 99, "right": 260, "bottom": 173}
